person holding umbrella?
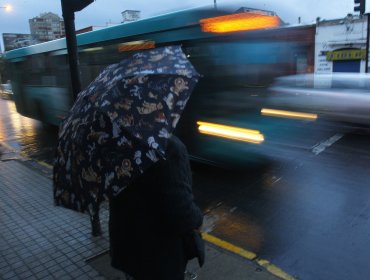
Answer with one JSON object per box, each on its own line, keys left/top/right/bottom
{"left": 53, "top": 45, "right": 204, "bottom": 279}
{"left": 109, "top": 134, "right": 204, "bottom": 280}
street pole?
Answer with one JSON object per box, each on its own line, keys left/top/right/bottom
{"left": 60, "top": 0, "right": 101, "bottom": 237}
{"left": 214, "top": 0, "right": 217, "bottom": 9}
{"left": 366, "top": 14, "right": 369, "bottom": 73}
{"left": 60, "top": 0, "right": 93, "bottom": 102}
{"left": 61, "top": 4, "right": 81, "bottom": 102}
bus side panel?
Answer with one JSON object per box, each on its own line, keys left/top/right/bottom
{"left": 22, "top": 86, "right": 70, "bottom": 125}
{"left": 10, "top": 52, "right": 72, "bottom": 126}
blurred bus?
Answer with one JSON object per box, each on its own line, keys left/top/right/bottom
{"left": 3, "top": 7, "right": 314, "bottom": 165}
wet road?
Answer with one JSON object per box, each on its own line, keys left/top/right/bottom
{"left": 0, "top": 98, "right": 58, "bottom": 165}
{"left": 192, "top": 128, "right": 370, "bottom": 279}
{"left": 1, "top": 97, "right": 370, "bottom": 279}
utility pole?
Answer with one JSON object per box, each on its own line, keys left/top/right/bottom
{"left": 61, "top": 0, "right": 94, "bottom": 102}
{"left": 214, "top": 0, "right": 217, "bottom": 9}
{"left": 366, "top": 14, "right": 369, "bottom": 72}
{"left": 61, "top": 0, "right": 102, "bottom": 237}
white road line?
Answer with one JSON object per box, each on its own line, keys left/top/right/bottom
{"left": 272, "top": 177, "right": 282, "bottom": 184}
{"left": 311, "top": 133, "right": 344, "bottom": 155}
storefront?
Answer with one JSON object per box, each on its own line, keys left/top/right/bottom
{"left": 315, "top": 14, "right": 368, "bottom": 74}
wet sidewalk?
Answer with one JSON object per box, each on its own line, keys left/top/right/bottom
{"left": 0, "top": 143, "right": 282, "bottom": 280}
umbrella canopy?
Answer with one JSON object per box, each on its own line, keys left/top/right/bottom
{"left": 53, "top": 45, "right": 200, "bottom": 217}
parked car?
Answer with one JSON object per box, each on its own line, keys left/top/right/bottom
{"left": 263, "top": 73, "right": 370, "bottom": 125}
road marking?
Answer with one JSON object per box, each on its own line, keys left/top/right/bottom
{"left": 202, "top": 232, "right": 296, "bottom": 280}
{"left": 311, "top": 133, "right": 343, "bottom": 155}
{"left": 257, "top": 259, "right": 296, "bottom": 280}
{"left": 272, "top": 177, "right": 282, "bottom": 184}
{"left": 36, "top": 160, "right": 53, "bottom": 169}
{"left": 19, "top": 151, "right": 53, "bottom": 169}
{"left": 202, "top": 232, "right": 256, "bottom": 260}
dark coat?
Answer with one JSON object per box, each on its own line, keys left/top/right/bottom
{"left": 109, "top": 136, "right": 203, "bottom": 280}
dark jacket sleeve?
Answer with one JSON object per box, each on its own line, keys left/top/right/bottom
{"left": 159, "top": 135, "right": 203, "bottom": 235}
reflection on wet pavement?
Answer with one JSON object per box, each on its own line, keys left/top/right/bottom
{"left": 0, "top": 98, "right": 58, "bottom": 165}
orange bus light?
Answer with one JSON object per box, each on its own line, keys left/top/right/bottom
{"left": 200, "top": 13, "right": 281, "bottom": 33}
{"left": 118, "top": 40, "right": 155, "bottom": 52}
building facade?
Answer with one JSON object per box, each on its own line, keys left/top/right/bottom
{"left": 121, "top": 10, "right": 140, "bottom": 23}
{"left": 315, "top": 14, "right": 368, "bottom": 74}
{"left": 29, "top": 12, "right": 65, "bottom": 43}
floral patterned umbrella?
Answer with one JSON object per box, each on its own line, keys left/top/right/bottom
{"left": 53, "top": 45, "right": 200, "bottom": 219}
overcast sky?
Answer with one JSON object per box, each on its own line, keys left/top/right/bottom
{"left": 0, "top": 0, "right": 361, "bottom": 49}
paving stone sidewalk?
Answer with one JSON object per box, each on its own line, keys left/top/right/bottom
{"left": 0, "top": 144, "right": 282, "bottom": 280}
{"left": 0, "top": 159, "right": 111, "bottom": 280}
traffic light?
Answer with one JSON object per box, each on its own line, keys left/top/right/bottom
{"left": 354, "top": 0, "right": 366, "bottom": 15}
{"left": 71, "top": 0, "right": 94, "bottom": 12}
{"left": 62, "top": 0, "right": 94, "bottom": 13}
